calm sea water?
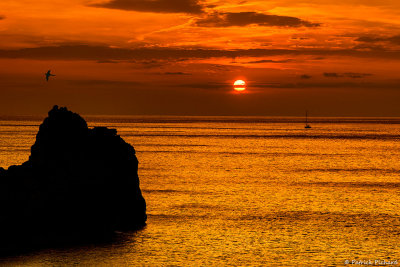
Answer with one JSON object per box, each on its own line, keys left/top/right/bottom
{"left": 1, "top": 116, "right": 400, "bottom": 266}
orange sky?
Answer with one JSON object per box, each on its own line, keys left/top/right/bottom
{"left": 0, "top": 0, "right": 400, "bottom": 116}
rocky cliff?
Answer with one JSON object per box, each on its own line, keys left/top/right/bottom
{"left": 0, "top": 106, "right": 146, "bottom": 254}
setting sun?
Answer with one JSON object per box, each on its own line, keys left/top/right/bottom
{"left": 234, "top": 80, "right": 246, "bottom": 91}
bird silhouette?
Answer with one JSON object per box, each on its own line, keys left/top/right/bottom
{"left": 45, "top": 70, "right": 56, "bottom": 82}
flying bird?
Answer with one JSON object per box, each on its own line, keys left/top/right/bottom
{"left": 45, "top": 70, "right": 56, "bottom": 82}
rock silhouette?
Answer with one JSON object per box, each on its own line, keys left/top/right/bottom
{"left": 0, "top": 106, "right": 146, "bottom": 254}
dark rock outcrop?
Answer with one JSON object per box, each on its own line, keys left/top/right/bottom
{"left": 0, "top": 106, "right": 146, "bottom": 254}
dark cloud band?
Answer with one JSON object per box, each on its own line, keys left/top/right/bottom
{"left": 91, "top": 0, "right": 203, "bottom": 14}
{"left": 356, "top": 35, "right": 400, "bottom": 45}
{"left": 247, "top": 59, "right": 293, "bottom": 63}
{"left": 195, "top": 12, "right": 319, "bottom": 27}
{"left": 300, "top": 74, "right": 312, "bottom": 79}
{"left": 0, "top": 45, "right": 399, "bottom": 61}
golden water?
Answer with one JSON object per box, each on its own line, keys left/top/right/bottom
{"left": 1, "top": 116, "right": 400, "bottom": 266}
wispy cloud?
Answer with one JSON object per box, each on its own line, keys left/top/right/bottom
{"left": 163, "top": 72, "right": 192, "bottom": 75}
{"left": 252, "top": 81, "right": 399, "bottom": 90}
{"left": 96, "top": 60, "right": 120, "bottom": 64}
{"left": 323, "top": 72, "right": 373, "bottom": 78}
{"left": 300, "top": 74, "right": 312, "bottom": 79}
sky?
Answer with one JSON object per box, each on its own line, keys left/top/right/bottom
{"left": 0, "top": 0, "right": 400, "bottom": 116}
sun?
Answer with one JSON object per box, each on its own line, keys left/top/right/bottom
{"left": 233, "top": 80, "right": 246, "bottom": 91}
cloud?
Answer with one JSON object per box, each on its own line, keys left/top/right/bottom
{"left": 91, "top": 0, "right": 204, "bottom": 14}
{"left": 163, "top": 72, "right": 192, "bottom": 75}
{"left": 291, "top": 37, "right": 310, "bottom": 40}
{"left": 97, "top": 60, "right": 120, "bottom": 64}
{"left": 351, "top": 43, "right": 385, "bottom": 51}
{"left": 252, "top": 81, "right": 400, "bottom": 90}
{"left": 323, "top": 72, "right": 340, "bottom": 78}
{"left": 247, "top": 59, "right": 293, "bottom": 63}
{"left": 195, "top": 12, "right": 320, "bottom": 27}
{"left": 356, "top": 36, "right": 380, "bottom": 43}
{"left": 387, "top": 35, "right": 400, "bottom": 45}
{"left": 323, "top": 72, "right": 373, "bottom": 78}
{"left": 300, "top": 74, "right": 312, "bottom": 79}
{"left": 356, "top": 35, "right": 400, "bottom": 45}
{"left": 0, "top": 44, "right": 400, "bottom": 61}
{"left": 344, "top": 73, "right": 373, "bottom": 78}
{"left": 149, "top": 71, "right": 192, "bottom": 75}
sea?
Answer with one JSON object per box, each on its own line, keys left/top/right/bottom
{"left": 0, "top": 116, "right": 400, "bottom": 266}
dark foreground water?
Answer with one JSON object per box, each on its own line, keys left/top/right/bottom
{"left": 1, "top": 116, "right": 400, "bottom": 266}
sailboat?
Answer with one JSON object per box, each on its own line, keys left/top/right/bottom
{"left": 305, "top": 110, "right": 311, "bottom": 129}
